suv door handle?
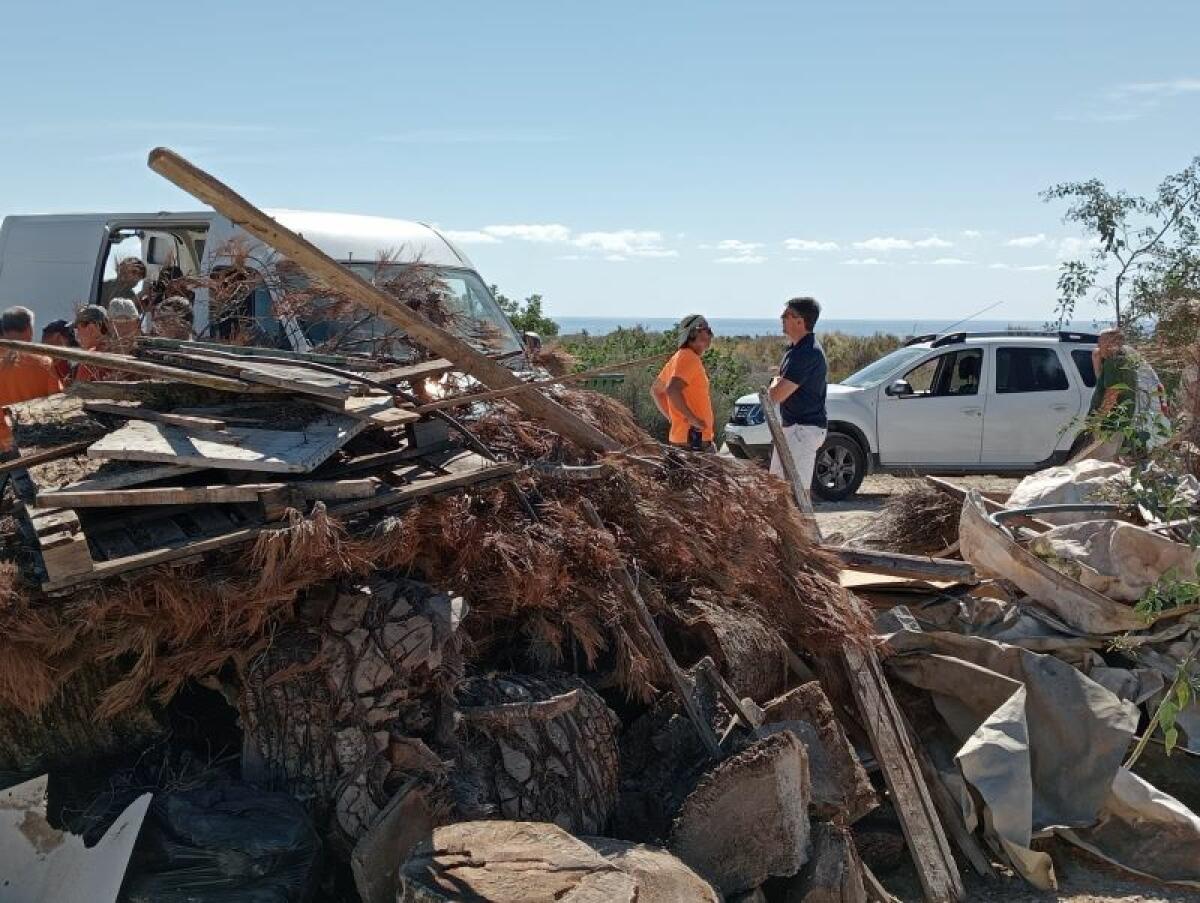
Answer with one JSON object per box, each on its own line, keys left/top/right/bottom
{"left": 961, "top": 407, "right": 982, "bottom": 416}
{"left": 1050, "top": 404, "right": 1072, "bottom": 412}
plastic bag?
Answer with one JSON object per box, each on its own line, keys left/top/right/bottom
{"left": 120, "top": 781, "right": 321, "bottom": 903}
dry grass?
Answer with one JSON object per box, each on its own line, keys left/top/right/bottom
{"left": 0, "top": 388, "right": 873, "bottom": 716}
{"left": 852, "top": 482, "right": 961, "bottom": 555}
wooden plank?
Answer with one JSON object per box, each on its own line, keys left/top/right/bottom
{"left": 140, "top": 349, "right": 361, "bottom": 400}
{"left": 82, "top": 402, "right": 227, "bottom": 430}
{"left": 0, "top": 339, "right": 265, "bottom": 394}
{"left": 137, "top": 335, "right": 381, "bottom": 370}
{"left": 823, "top": 546, "right": 977, "bottom": 584}
{"left": 844, "top": 645, "right": 964, "bottom": 902}
{"left": 42, "top": 527, "right": 262, "bottom": 592}
{"left": 147, "top": 148, "right": 618, "bottom": 453}
{"left": 312, "top": 394, "right": 420, "bottom": 427}
{"left": 92, "top": 529, "right": 141, "bottom": 560}
{"left": 327, "top": 456, "right": 519, "bottom": 518}
{"left": 759, "top": 388, "right": 822, "bottom": 542}
{"left": 87, "top": 416, "right": 367, "bottom": 474}
{"left": 41, "top": 477, "right": 380, "bottom": 509}
{"left": 372, "top": 358, "right": 455, "bottom": 385}
{"left": 0, "top": 441, "right": 91, "bottom": 475}
{"left": 61, "top": 464, "right": 203, "bottom": 492}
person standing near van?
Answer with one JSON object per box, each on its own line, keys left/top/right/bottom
{"left": 651, "top": 314, "right": 716, "bottom": 451}
{"left": 768, "top": 297, "right": 828, "bottom": 490}
{"left": 0, "top": 306, "right": 63, "bottom": 454}
{"left": 72, "top": 305, "right": 115, "bottom": 383}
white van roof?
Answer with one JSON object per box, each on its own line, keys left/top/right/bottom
{"left": 266, "top": 209, "right": 474, "bottom": 268}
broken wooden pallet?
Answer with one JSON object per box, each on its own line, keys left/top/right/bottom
{"left": 38, "top": 449, "right": 516, "bottom": 593}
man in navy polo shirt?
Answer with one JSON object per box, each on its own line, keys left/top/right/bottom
{"left": 766, "top": 296, "right": 828, "bottom": 491}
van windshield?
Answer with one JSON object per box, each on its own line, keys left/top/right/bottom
{"left": 840, "top": 346, "right": 929, "bottom": 388}
{"left": 283, "top": 263, "right": 523, "bottom": 361}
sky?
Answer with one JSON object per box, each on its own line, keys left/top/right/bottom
{"left": 2, "top": 1, "right": 1198, "bottom": 322}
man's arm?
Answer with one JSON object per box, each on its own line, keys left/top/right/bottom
{"left": 650, "top": 376, "right": 671, "bottom": 419}
{"left": 768, "top": 376, "right": 800, "bottom": 404}
{"left": 665, "top": 376, "right": 706, "bottom": 430}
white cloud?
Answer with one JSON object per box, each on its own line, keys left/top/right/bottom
{"left": 1005, "top": 233, "right": 1047, "bottom": 248}
{"left": 853, "top": 237, "right": 912, "bottom": 252}
{"left": 1112, "top": 78, "right": 1200, "bottom": 99}
{"left": 962, "top": 230, "right": 982, "bottom": 239}
{"left": 483, "top": 223, "right": 572, "bottom": 243}
{"left": 930, "top": 257, "right": 972, "bottom": 266}
{"left": 853, "top": 235, "right": 952, "bottom": 251}
{"left": 1018, "top": 264, "right": 1055, "bottom": 272}
{"left": 715, "top": 255, "right": 767, "bottom": 265}
{"left": 573, "top": 229, "right": 676, "bottom": 258}
{"left": 1060, "top": 78, "right": 1200, "bottom": 122}
{"left": 605, "top": 254, "right": 628, "bottom": 262}
{"left": 988, "top": 263, "right": 1011, "bottom": 269}
{"left": 712, "top": 239, "right": 764, "bottom": 253}
{"left": 915, "top": 235, "right": 953, "bottom": 249}
{"left": 842, "top": 257, "right": 886, "bottom": 266}
{"left": 1057, "top": 236, "right": 1102, "bottom": 258}
{"left": 441, "top": 229, "right": 501, "bottom": 245}
{"left": 783, "top": 238, "right": 839, "bottom": 252}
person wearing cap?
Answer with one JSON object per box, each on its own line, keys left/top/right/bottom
{"left": 651, "top": 314, "right": 716, "bottom": 451}
{"left": 0, "top": 306, "right": 63, "bottom": 454}
{"left": 767, "top": 297, "right": 828, "bottom": 491}
{"left": 107, "top": 297, "right": 142, "bottom": 351}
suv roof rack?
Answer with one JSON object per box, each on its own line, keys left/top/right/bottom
{"left": 913, "top": 329, "right": 1100, "bottom": 348}
{"left": 903, "top": 333, "right": 940, "bottom": 346}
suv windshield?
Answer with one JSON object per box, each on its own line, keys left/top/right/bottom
{"left": 841, "top": 346, "right": 930, "bottom": 388}
{"left": 274, "top": 263, "right": 523, "bottom": 361}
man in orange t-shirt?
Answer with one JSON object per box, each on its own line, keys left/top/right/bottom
{"left": 0, "top": 307, "right": 64, "bottom": 453}
{"left": 651, "top": 314, "right": 716, "bottom": 450}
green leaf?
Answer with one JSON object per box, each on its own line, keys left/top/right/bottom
{"left": 1165, "top": 726, "right": 1180, "bottom": 755}
{"left": 1160, "top": 700, "right": 1178, "bottom": 732}
{"left": 1178, "top": 681, "right": 1192, "bottom": 708}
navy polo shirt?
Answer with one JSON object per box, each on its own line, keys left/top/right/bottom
{"left": 779, "top": 333, "right": 828, "bottom": 428}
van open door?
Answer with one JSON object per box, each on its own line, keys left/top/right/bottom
{"left": 0, "top": 216, "right": 110, "bottom": 325}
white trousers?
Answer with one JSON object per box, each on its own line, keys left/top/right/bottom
{"left": 769, "top": 424, "right": 827, "bottom": 492}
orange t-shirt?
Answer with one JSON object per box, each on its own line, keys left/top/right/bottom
{"left": 657, "top": 348, "right": 715, "bottom": 444}
{"left": 0, "top": 352, "right": 64, "bottom": 451}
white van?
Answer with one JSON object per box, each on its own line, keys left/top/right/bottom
{"left": 0, "top": 210, "right": 523, "bottom": 360}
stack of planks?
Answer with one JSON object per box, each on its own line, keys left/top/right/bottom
{"left": 1, "top": 337, "right": 519, "bottom": 594}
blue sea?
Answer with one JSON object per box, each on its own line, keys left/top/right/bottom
{"left": 553, "top": 316, "right": 1101, "bottom": 338}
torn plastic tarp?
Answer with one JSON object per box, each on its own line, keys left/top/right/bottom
{"left": 1056, "top": 767, "right": 1200, "bottom": 888}
{"left": 884, "top": 628, "right": 1138, "bottom": 889}
{"left": 0, "top": 774, "right": 149, "bottom": 903}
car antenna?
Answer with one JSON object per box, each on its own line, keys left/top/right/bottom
{"left": 939, "top": 299, "right": 1003, "bottom": 334}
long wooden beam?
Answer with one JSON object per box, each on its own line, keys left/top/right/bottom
{"left": 822, "top": 546, "right": 977, "bottom": 584}
{"left": 146, "top": 148, "right": 618, "bottom": 454}
{"left": 0, "top": 339, "right": 261, "bottom": 394}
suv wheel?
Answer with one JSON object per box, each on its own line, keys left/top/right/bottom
{"left": 812, "top": 433, "right": 866, "bottom": 502}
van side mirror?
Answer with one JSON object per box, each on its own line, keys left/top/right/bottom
{"left": 885, "top": 379, "right": 914, "bottom": 397}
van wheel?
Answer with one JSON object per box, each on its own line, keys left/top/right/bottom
{"left": 813, "top": 433, "right": 866, "bottom": 502}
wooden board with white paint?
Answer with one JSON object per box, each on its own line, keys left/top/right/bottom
{"left": 86, "top": 415, "right": 367, "bottom": 474}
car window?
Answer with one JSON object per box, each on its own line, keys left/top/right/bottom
{"left": 996, "top": 347, "right": 1069, "bottom": 394}
{"left": 1072, "top": 349, "right": 1097, "bottom": 388}
{"left": 900, "top": 348, "right": 982, "bottom": 397}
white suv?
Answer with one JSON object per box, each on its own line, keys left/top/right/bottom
{"left": 725, "top": 331, "right": 1109, "bottom": 501}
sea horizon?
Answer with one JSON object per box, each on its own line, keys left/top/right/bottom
{"left": 551, "top": 316, "right": 1102, "bottom": 339}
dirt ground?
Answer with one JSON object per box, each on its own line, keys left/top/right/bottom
{"left": 813, "top": 472, "right": 1024, "bottom": 542}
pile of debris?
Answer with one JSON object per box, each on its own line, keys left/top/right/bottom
{"left": 842, "top": 454, "right": 1200, "bottom": 895}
